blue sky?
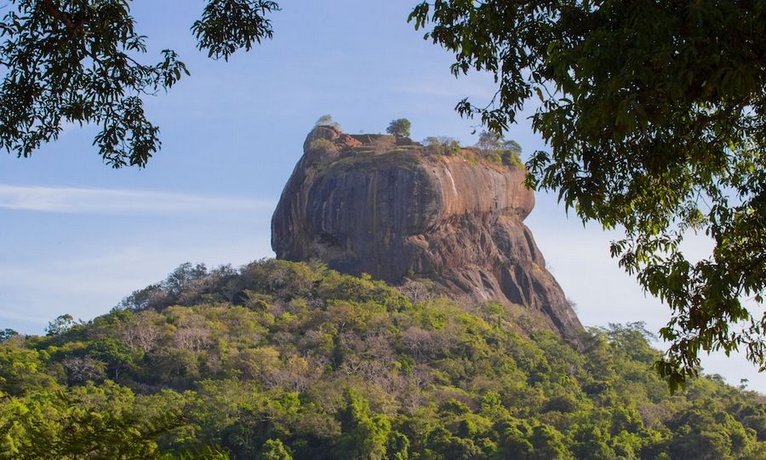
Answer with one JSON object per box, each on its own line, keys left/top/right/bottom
{"left": 1, "top": 1, "right": 762, "bottom": 391}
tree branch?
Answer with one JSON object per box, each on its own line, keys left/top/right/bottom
{"left": 39, "top": 0, "right": 76, "bottom": 32}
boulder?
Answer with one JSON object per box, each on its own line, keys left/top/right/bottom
{"left": 272, "top": 126, "right": 583, "bottom": 342}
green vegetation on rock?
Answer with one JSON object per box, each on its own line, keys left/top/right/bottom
{"left": 423, "top": 136, "right": 461, "bottom": 156}
{"left": 476, "top": 131, "right": 524, "bottom": 169}
{"left": 386, "top": 119, "right": 412, "bottom": 138}
{"left": 308, "top": 138, "right": 337, "bottom": 154}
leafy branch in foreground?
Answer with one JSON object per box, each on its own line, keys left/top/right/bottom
{"left": 409, "top": 0, "right": 766, "bottom": 388}
{"left": 0, "top": 0, "right": 280, "bottom": 167}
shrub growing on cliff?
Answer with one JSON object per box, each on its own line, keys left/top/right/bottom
{"left": 423, "top": 136, "right": 461, "bottom": 156}
{"left": 314, "top": 114, "right": 342, "bottom": 131}
{"left": 308, "top": 138, "right": 336, "bottom": 154}
{"left": 500, "top": 141, "right": 523, "bottom": 168}
{"left": 386, "top": 118, "right": 412, "bottom": 138}
{"left": 476, "top": 130, "right": 523, "bottom": 168}
{"left": 476, "top": 130, "right": 503, "bottom": 155}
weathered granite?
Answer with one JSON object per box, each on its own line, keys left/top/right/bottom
{"left": 272, "top": 126, "right": 583, "bottom": 342}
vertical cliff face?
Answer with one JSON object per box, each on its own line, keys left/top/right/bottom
{"left": 272, "top": 126, "right": 583, "bottom": 342}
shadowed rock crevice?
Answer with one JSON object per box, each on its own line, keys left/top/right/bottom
{"left": 272, "top": 126, "right": 583, "bottom": 342}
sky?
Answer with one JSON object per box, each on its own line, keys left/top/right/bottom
{"left": 0, "top": 1, "right": 762, "bottom": 392}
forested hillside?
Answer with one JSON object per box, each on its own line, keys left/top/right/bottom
{"left": 2, "top": 260, "right": 765, "bottom": 459}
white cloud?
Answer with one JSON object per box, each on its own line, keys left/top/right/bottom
{"left": 0, "top": 185, "right": 275, "bottom": 215}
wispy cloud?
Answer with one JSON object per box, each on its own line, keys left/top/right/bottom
{"left": 0, "top": 306, "right": 55, "bottom": 326}
{"left": 0, "top": 185, "right": 275, "bottom": 215}
{"left": 0, "top": 233, "right": 274, "bottom": 333}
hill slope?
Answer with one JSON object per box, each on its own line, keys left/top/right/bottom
{"left": 1, "top": 260, "right": 765, "bottom": 459}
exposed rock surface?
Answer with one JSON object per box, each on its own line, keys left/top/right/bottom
{"left": 272, "top": 126, "right": 583, "bottom": 342}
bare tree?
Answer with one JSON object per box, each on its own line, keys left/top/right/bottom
{"left": 118, "top": 311, "right": 162, "bottom": 353}
{"left": 63, "top": 357, "right": 106, "bottom": 385}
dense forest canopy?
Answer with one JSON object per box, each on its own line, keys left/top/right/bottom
{"left": 2, "top": 260, "right": 765, "bottom": 458}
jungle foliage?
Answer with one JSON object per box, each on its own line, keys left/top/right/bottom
{"left": 2, "top": 260, "right": 765, "bottom": 459}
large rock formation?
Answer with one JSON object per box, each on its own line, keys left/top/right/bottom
{"left": 272, "top": 126, "right": 583, "bottom": 342}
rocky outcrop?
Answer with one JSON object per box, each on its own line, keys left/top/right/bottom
{"left": 272, "top": 125, "right": 583, "bottom": 342}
